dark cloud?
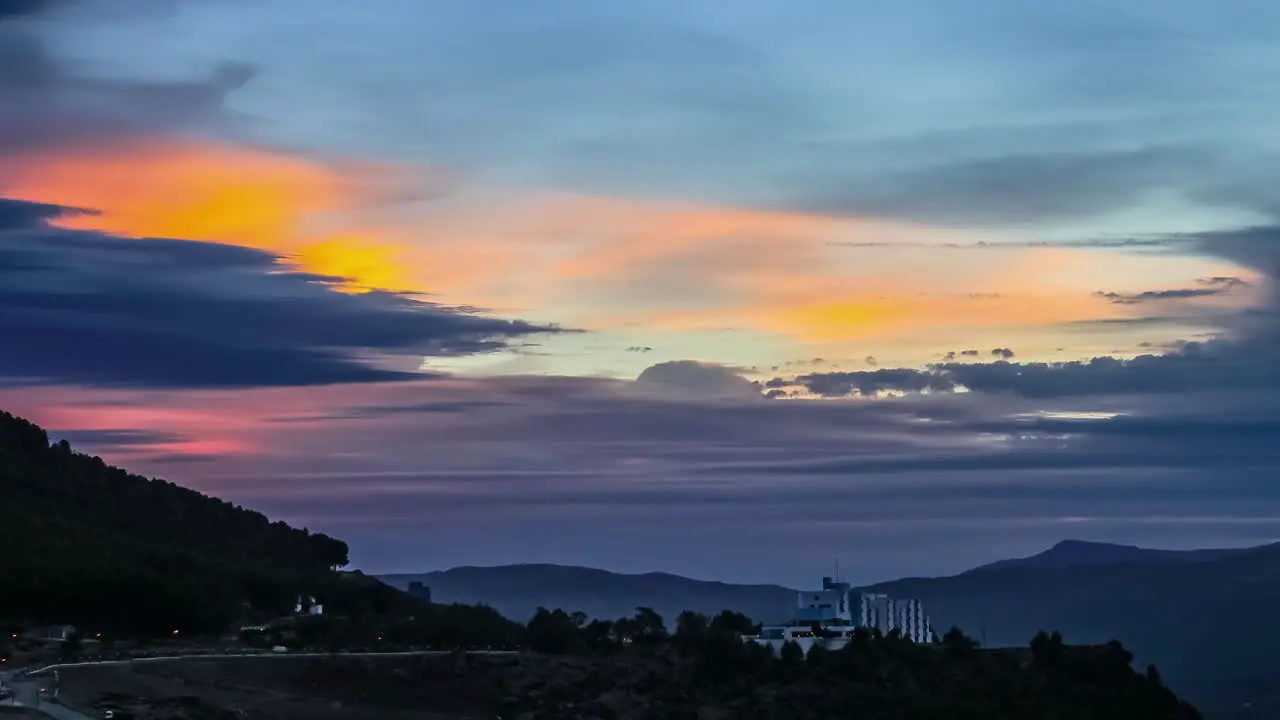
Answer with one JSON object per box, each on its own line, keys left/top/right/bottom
{"left": 792, "top": 368, "right": 951, "bottom": 398}
{"left": 53, "top": 428, "right": 184, "bottom": 448}
{"left": 625, "top": 346, "right": 652, "bottom": 353}
{"left": 0, "top": 196, "right": 91, "bottom": 228}
{"left": 787, "top": 146, "right": 1207, "bottom": 227}
{"left": 1199, "top": 276, "right": 1249, "bottom": 288}
{"left": 790, "top": 343, "right": 1276, "bottom": 400}
{"left": 1095, "top": 289, "right": 1219, "bottom": 304}
{"left": 0, "top": 4, "right": 253, "bottom": 155}
{"left": 1094, "top": 278, "right": 1244, "bottom": 304}
{"left": 990, "top": 348, "right": 1016, "bottom": 359}
{"left": 0, "top": 196, "right": 562, "bottom": 388}
{"left": 960, "top": 350, "right": 980, "bottom": 356}
{"left": 270, "top": 400, "right": 511, "bottom": 423}
{"left": 634, "top": 360, "right": 760, "bottom": 400}
{"left": 0, "top": 0, "right": 63, "bottom": 20}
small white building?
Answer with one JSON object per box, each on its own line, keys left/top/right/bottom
{"left": 744, "top": 577, "right": 936, "bottom": 653}
{"left": 294, "top": 595, "right": 324, "bottom": 616}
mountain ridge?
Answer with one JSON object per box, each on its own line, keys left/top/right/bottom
{"left": 966, "top": 538, "right": 1251, "bottom": 573}
{"left": 380, "top": 539, "right": 1280, "bottom": 715}
{"left": 380, "top": 563, "right": 798, "bottom": 624}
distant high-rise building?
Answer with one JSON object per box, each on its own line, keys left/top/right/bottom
{"left": 745, "top": 577, "right": 935, "bottom": 653}
{"left": 407, "top": 581, "right": 432, "bottom": 603}
{"left": 859, "top": 592, "right": 893, "bottom": 634}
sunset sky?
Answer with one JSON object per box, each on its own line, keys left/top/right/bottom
{"left": 4, "top": 0, "right": 1280, "bottom": 586}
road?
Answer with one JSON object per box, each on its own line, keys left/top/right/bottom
{"left": 3, "top": 650, "right": 518, "bottom": 719}
{"left": 0, "top": 670, "right": 88, "bottom": 720}
{"left": 23, "top": 648, "right": 517, "bottom": 675}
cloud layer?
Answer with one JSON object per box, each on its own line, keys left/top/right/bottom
{"left": 4, "top": 0, "right": 1280, "bottom": 585}
{"left": 0, "top": 1, "right": 253, "bottom": 156}
{"left": 0, "top": 196, "right": 560, "bottom": 387}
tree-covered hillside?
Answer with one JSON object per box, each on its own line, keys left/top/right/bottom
{"left": 0, "top": 410, "right": 412, "bottom": 635}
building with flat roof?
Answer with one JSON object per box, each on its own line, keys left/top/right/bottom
{"left": 745, "top": 577, "right": 935, "bottom": 654}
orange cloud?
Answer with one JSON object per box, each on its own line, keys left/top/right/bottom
{"left": 0, "top": 138, "right": 427, "bottom": 292}
{"left": 598, "top": 286, "right": 1121, "bottom": 346}
{"left": 1, "top": 137, "right": 1233, "bottom": 361}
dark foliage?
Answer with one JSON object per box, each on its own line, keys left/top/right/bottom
{"left": 0, "top": 410, "right": 412, "bottom": 636}
{"left": 503, "top": 607, "right": 1202, "bottom": 719}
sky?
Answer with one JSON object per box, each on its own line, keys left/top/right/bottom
{"left": 3, "top": 0, "right": 1280, "bottom": 588}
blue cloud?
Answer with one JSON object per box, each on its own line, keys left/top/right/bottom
{"left": 0, "top": 1, "right": 253, "bottom": 155}
{"left": 63, "top": 0, "right": 1268, "bottom": 229}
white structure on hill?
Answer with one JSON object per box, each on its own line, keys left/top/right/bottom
{"left": 294, "top": 595, "right": 324, "bottom": 616}
{"left": 744, "top": 577, "right": 936, "bottom": 654}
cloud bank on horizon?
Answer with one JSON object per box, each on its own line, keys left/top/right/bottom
{"left": 2, "top": 0, "right": 1280, "bottom": 586}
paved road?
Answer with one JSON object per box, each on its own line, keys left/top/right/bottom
{"left": 25, "top": 648, "right": 518, "bottom": 675}
{"left": 0, "top": 671, "right": 90, "bottom": 720}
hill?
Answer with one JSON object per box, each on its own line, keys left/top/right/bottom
{"left": 378, "top": 539, "right": 1264, "bottom": 625}
{"left": 969, "top": 539, "right": 1245, "bottom": 572}
{"left": 0, "top": 409, "right": 418, "bottom": 636}
{"left": 380, "top": 564, "right": 798, "bottom": 623}
{"left": 865, "top": 542, "right": 1280, "bottom": 716}
{"left": 52, "top": 631, "right": 1201, "bottom": 719}
{"left": 387, "top": 542, "right": 1280, "bottom": 717}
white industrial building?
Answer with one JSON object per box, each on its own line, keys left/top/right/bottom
{"left": 745, "top": 577, "right": 936, "bottom": 654}
{"left": 294, "top": 595, "right": 323, "bottom": 616}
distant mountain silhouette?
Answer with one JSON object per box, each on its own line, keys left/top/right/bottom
{"left": 967, "top": 539, "right": 1244, "bottom": 573}
{"left": 385, "top": 540, "right": 1280, "bottom": 716}
{"left": 865, "top": 541, "right": 1280, "bottom": 716}
{"left": 380, "top": 564, "right": 798, "bottom": 624}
